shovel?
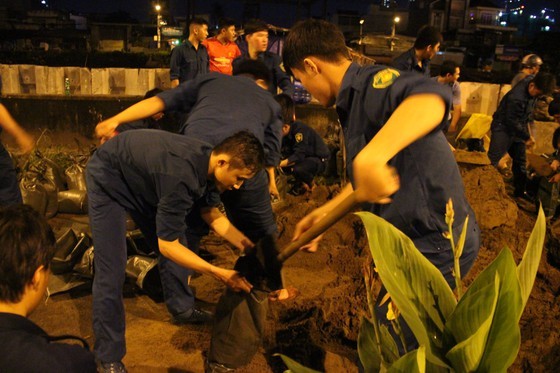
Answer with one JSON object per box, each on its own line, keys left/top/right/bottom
{"left": 237, "top": 191, "right": 360, "bottom": 295}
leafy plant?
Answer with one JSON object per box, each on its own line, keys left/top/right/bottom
{"left": 277, "top": 201, "right": 546, "bottom": 373}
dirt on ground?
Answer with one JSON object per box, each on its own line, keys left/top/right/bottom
{"left": 29, "top": 150, "right": 560, "bottom": 372}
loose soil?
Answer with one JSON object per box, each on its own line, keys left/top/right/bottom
{"left": 27, "top": 143, "right": 560, "bottom": 372}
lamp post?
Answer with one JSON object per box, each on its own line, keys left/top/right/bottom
{"left": 390, "top": 16, "right": 400, "bottom": 51}
{"left": 155, "top": 4, "right": 162, "bottom": 49}
{"left": 359, "top": 18, "right": 365, "bottom": 45}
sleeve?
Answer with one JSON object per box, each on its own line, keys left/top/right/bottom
{"left": 506, "top": 97, "right": 531, "bottom": 141}
{"left": 157, "top": 76, "right": 203, "bottom": 114}
{"left": 169, "top": 47, "right": 182, "bottom": 81}
{"left": 286, "top": 133, "right": 307, "bottom": 164}
{"left": 115, "top": 119, "right": 149, "bottom": 133}
{"left": 391, "top": 52, "right": 410, "bottom": 71}
{"left": 452, "top": 82, "right": 461, "bottom": 107}
{"left": 272, "top": 54, "right": 294, "bottom": 97}
{"left": 156, "top": 178, "right": 194, "bottom": 241}
{"left": 263, "top": 101, "right": 283, "bottom": 167}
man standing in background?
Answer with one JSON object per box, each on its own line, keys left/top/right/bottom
{"left": 233, "top": 19, "right": 294, "bottom": 97}
{"left": 392, "top": 25, "right": 442, "bottom": 77}
{"left": 203, "top": 18, "right": 241, "bottom": 75}
{"left": 170, "top": 17, "right": 209, "bottom": 88}
{"left": 434, "top": 60, "right": 462, "bottom": 133}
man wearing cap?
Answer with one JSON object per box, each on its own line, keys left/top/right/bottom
{"left": 511, "top": 54, "right": 543, "bottom": 87}
{"left": 233, "top": 19, "right": 294, "bottom": 97}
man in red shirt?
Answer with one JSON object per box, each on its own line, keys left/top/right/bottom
{"left": 203, "top": 18, "right": 241, "bottom": 75}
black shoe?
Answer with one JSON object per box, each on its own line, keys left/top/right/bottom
{"left": 173, "top": 307, "right": 213, "bottom": 325}
{"left": 99, "top": 361, "right": 127, "bottom": 373}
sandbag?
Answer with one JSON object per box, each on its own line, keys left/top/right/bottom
{"left": 73, "top": 246, "right": 94, "bottom": 278}
{"left": 65, "top": 163, "right": 87, "bottom": 191}
{"left": 43, "top": 158, "right": 67, "bottom": 191}
{"left": 42, "top": 178, "right": 58, "bottom": 218}
{"left": 20, "top": 179, "right": 48, "bottom": 216}
{"left": 51, "top": 229, "right": 91, "bottom": 275}
{"left": 125, "top": 255, "right": 162, "bottom": 299}
{"left": 58, "top": 189, "right": 88, "bottom": 214}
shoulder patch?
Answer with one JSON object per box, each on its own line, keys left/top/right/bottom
{"left": 295, "top": 133, "right": 303, "bottom": 142}
{"left": 372, "top": 68, "right": 400, "bottom": 89}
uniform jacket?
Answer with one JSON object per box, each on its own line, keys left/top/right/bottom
{"left": 232, "top": 52, "right": 294, "bottom": 97}
{"left": 169, "top": 41, "right": 209, "bottom": 83}
{"left": 282, "top": 121, "right": 330, "bottom": 164}
{"left": 392, "top": 47, "right": 431, "bottom": 77}
{"left": 491, "top": 76, "right": 535, "bottom": 141}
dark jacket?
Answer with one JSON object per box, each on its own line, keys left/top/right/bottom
{"left": 0, "top": 312, "right": 96, "bottom": 373}
{"left": 392, "top": 48, "right": 431, "bottom": 77}
{"left": 491, "top": 75, "right": 536, "bottom": 141}
{"left": 282, "top": 121, "right": 330, "bottom": 164}
{"left": 233, "top": 52, "right": 294, "bottom": 97}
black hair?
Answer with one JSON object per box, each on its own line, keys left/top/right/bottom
{"left": 274, "top": 93, "right": 295, "bottom": 125}
{"left": 243, "top": 19, "right": 269, "bottom": 36}
{"left": 440, "top": 60, "right": 458, "bottom": 77}
{"left": 0, "top": 205, "right": 56, "bottom": 303}
{"left": 283, "top": 19, "right": 351, "bottom": 74}
{"left": 189, "top": 17, "right": 208, "bottom": 29}
{"left": 532, "top": 72, "right": 557, "bottom": 96}
{"left": 414, "top": 25, "right": 443, "bottom": 49}
{"left": 233, "top": 59, "right": 272, "bottom": 87}
{"left": 213, "top": 131, "right": 265, "bottom": 173}
{"left": 553, "top": 126, "right": 560, "bottom": 150}
{"left": 218, "top": 17, "right": 236, "bottom": 31}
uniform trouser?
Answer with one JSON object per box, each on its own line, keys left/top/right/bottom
{"left": 488, "top": 128, "right": 527, "bottom": 196}
{"left": 281, "top": 157, "right": 325, "bottom": 186}
{"left": 0, "top": 144, "right": 22, "bottom": 206}
{"left": 375, "top": 217, "right": 481, "bottom": 353}
{"left": 207, "top": 169, "right": 277, "bottom": 369}
{"left": 87, "top": 160, "right": 197, "bottom": 363}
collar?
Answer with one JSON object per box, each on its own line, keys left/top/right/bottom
{"left": 0, "top": 312, "right": 47, "bottom": 336}
{"left": 335, "top": 63, "right": 361, "bottom": 115}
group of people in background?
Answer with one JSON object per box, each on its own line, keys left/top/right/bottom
{"left": 1, "top": 14, "right": 559, "bottom": 373}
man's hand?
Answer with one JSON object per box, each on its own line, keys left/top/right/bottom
{"left": 16, "top": 131, "right": 35, "bottom": 155}
{"left": 269, "top": 184, "right": 280, "bottom": 201}
{"left": 352, "top": 158, "right": 400, "bottom": 204}
{"left": 292, "top": 208, "right": 327, "bottom": 253}
{"left": 95, "top": 119, "right": 120, "bottom": 143}
{"left": 526, "top": 136, "right": 536, "bottom": 148}
{"left": 215, "top": 268, "right": 253, "bottom": 293}
{"left": 551, "top": 160, "right": 560, "bottom": 172}
{"left": 549, "top": 173, "right": 560, "bottom": 183}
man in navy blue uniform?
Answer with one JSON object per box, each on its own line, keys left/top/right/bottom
{"left": 232, "top": 19, "right": 294, "bottom": 97}
{"left": 170, "top": 17, "right": 209, "bottom": 88}
{"left": 273, "top": 93, "right": 330, "bottom": 196}
{"left": 488, "top": 72, "right": 556, "bottom": 202}
{"left": 86, "top": 130, "right": 263, "bottom": 372}
{"left": 283, "top": 19, "right": 480, "bottom": 352}
{"left": 392, "top": 25, "right": 442, "bottom": 77}
{"left": 0, "top": 205, "right": 96, "bottom": 372}
{"left": 96, "top": 60, "right": 283, "bottom": 371}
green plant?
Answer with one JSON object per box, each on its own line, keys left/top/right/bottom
{"left": 277, "top": 202, "right": 546, "bottom": 373}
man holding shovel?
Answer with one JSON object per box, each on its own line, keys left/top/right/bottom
{"left": 282, "top": 19, "right": 480, "bottom": 353}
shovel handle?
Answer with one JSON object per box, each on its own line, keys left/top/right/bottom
{"left": 277, "top": 191, "right": 359, "bottom": 262}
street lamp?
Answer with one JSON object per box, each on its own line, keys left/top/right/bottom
{"left": 390, "top": 16, "right": 400, "bottom": 51}
{"left": 155, "top": 4, "right": 162, "bottom": 49}
{"left": 359, "top": 18, "right": 365, "bottom": 45}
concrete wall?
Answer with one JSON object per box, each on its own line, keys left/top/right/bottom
{"left": 0, "top": 64, "right": 171, "bottom": 96}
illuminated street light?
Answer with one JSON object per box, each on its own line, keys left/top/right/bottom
{"left": 390, "top": 16, "right": 400, "bottom": 51}
{"left": 155, "top": 4, "right": 162, "bottom": 49}
{"left": 359, "top": 18, "right": 365, "bottom": 45}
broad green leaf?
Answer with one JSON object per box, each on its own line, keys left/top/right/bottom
{"left": 445, "top": 273, "right": 500, "bottom": 371}
{"left": 356, "top": 212, "right": 456, "bottom": 368}
{"left": 517, "top": 205, "right": 546, "bottom": 313}
{"left": 388, "top": 345, "right": 426, "bottom": 373}
{"left": 467, "top": 249, "right": 522, "bottom": 372}
{"left": 274, "top": 354, "right": 322, "bottom": 373}
{"left": 359, "top": 317, "right": 382, "bottom": 372}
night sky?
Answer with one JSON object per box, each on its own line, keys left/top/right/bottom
{"left": 51, "top": 0, "right": 558, "bottom": 28}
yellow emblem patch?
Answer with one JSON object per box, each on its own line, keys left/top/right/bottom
{"left": 372, "top": 68, "right": 400, "bottom": 89}
{"left": 295, "top": 133, "right": 303, "bottom": 142}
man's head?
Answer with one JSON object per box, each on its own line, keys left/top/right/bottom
{"left": 521, "top": 54, "right": 543, "bottom": 74}
{"left": 188, "top": 17, "right": 209, "bottom": 43}
{"left": 0, "top": 205, "right": 55, "bottom": 313}
{"left": 439, "top": 60, "right": 460, "bottom": 83}
{"left": 243, "top": 19, "right": 269, "bottom": 54}
{"left": 414, "top": 25, "right": 442, "bottom": 60}
{"left": 233, "top": 59, "right": 272, "bottom": 90}
{"left": 211, "top": 131, "right": 265, "bottom": 192}
{"left": 218, "top": 17, "right": 237, "bottom": 43}
{"left": 274, "top": 94, "right": 296, "bottom": 136}
{"left": 283, "top": 19, "right": 352, "bottom": 107}
{"left": 528, "top": 72, "right": 556, "bottom": 97}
